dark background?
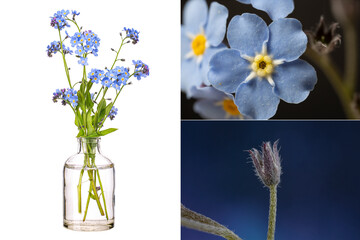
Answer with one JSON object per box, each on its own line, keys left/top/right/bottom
{"left": 181, "top": 0, "right": 360, "bottom": 119}
{"left": 181, "top": 121, "right": 360, "bottom": 239}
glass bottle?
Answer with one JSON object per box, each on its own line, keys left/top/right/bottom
{"left": 63, "top": 137, "right": 115, "bottom": 231}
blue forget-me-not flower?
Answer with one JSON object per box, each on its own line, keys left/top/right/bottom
{"left": 208, "top": 13, "right": 317, "bottom": 119}
{"left": 190, "top": 86, "right": 249, "bottom": 119}
{"left": 181, "top": 0, "right": 228, "bottom": 97}
{"left": 236, "top": 0, "right": 294, "bottom": 20}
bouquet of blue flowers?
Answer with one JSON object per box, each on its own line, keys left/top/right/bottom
{"left": 49, "top": 10, "right": 149, "bottom": 137}
{"left": 47, "top": 9, "right": 149, "bottom": 224}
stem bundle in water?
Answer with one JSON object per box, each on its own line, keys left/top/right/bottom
{"left": 78, "top": 143, "right": 109, "bottom": 222}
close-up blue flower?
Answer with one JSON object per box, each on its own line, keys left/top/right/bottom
{"left": 208, "top": 13, "right": 317, "bottom": 119}
{"left": 190, "top": 86, "right": 248, "bottom": 119}
{"left": 101, "top": 77, "right": 112, "bottom": 88}
{"left": 88, "top": 68, "right": 104, "bottom": 84}
{"left": 133, "top": 60, "right": 150, "bottom": 80}
{"left": 236, "top": 0, "right": 294, "bottom": 20}
{"left": 108, "top": 106, "right": 118, "bottom": 120}
{"left": 46, "top": 41, "right": 72, "bottom": 57}
{"left": 78, "top": 56, "right": 88, "bottom": 66}
{"left": 123, "top": 27, "right": 140, "bottom": 44}
{"left": 181, "top": 0, "right": 228, "bottom": 98}
{"left": 50, "top": 10, "right": 70, "bottom": 30}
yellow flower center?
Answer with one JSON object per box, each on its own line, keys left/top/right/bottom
{"left": 222, "top": 99, "right": 240, "bottom": 116}
{"left": 191, "top": 34, "right": 207, "bottom": 56}
{"left": 251, "top": 54, "right": 274, "bottom": 78}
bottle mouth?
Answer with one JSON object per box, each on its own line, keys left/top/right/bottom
{"left": 78, "top": 137, "right": 101, "bottom": 144}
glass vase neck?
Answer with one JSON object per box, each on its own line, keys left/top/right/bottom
{"left": 77, "top": 137, "right": 102, "bottom": 154}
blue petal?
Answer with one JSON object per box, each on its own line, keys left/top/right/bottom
{"left": 267, "top": 18, "right": 307, "bottom": 62}
{"left": 273, "top": 59, "right": 317, "bottom": 103}
{"left": 181, "top": 26, "right": 191, "bottom": 61}
{"left": 201, "top": 43, "right": 227, "bottom": 85}
{"left": 194, "top": 99, "right": 228, "bottom": 119}
{"left": 251, "top": 0, "right": 294, "bottom": 20}
{"left": 190, "top": 86, "right": 229, "bottom": 100}
{"left": 181, "top": 58, "right": 203, "bottom": 98}
{"left": 227, "top": 13, "right": 269, "bottom": 56}
{"left": 208, "top": 49, "right": 251, "bottom": 93}
{"left": 193, "top": 90, "right": 242, "bottom": 119}
{"left": 236, "top": 0, "right": 251, "bottom": 4}
{"left": 235, "top": 79, "right": 280, "bottom": 119}
{"left": 205, "top": 2, "right": 228, "bottom": 46}
{"left": 183, "top": 0, "right": 208, "bottom": 34}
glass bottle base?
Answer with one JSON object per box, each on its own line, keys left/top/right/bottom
{"left": 63, "top": 219, "right": 114, "bottom": 231}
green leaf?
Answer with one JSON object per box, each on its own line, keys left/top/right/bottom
{"left": 85, "top": 128, "right": 118, "bottom": 138}
{"left": 77, "top": 91, "right": 86, "bottom": 112}
{"left": 105, "top": 103, "right": 113, "bottom": 115}
{"left": 84, "top": 133, "right": 100, "bottom": 138}
{"left": 80, "top": 81, "right": 86, "bottom": 94}
{"left": 85, "top": 91, "right": 94, "bottom": 110}
{"left": 99, "top": 128, "right": 118, "bottom": 136}
{"left": 97, "top": 98, "right": 106, "bottom": 112}
{"left": 76, "top": 129, "right": 84, "bottom": 138}
{"left": 86, "top": 110, "right": 95, "bottom": 135}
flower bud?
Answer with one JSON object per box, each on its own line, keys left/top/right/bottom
{"left": 248, "top": 140, "right": 282, "bottom": 187}
{"left": 305, "top": 16, "right": 341, "bottom": 55}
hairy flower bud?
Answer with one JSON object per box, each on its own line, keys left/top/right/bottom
{"left": 248, "top": 140, "right": 282, "bottom": 187}
{"left": 305, "top": 16, "right": 341, "bottom": 55}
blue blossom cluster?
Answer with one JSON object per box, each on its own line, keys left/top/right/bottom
{"left": 88, "top": 66, "right": 130, "bottom": 90}
{"left": 133, "top": 60, "right": 150, "bottom": 80}
{"left": 182, "top": 0, "right": 317, "bottom": 119}
{"left": 46, "top": 41, "right": 72, "bottom": 57}
{"left": 52, "top": 88, "right": 78, "bottom": 107}
{"left": 123, "top": 27, "right": 139, "bottom": 44}
{"left": 88, "top": 68, "right": 105, "bottom": 84}
{"left": 70, "top": 30, "right": 100, "bottom": 56}
{"left": 50, "top": 10, "right": 70, "bottom": 30}
{"left": 108, "top": 106, "right": 118, "bottom": 120}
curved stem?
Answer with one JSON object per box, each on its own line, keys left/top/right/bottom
{"left": 77, "top": 167, "right": 85, "bottom": 213}
{"left": 181, "top": 204, "right": 243, "bottom": 240}
{"left": 58, "top": 29, "right": 72, "bottom": 88}
{"left": 96, "top": 169, "right": 109, "bottom": 220}
{"left": 344, "top": 23, "right": 358, "bottom": 92}
{"left": 267, "top": 185, "right": 277, "bottom": 240}
{"left": 304, "top": 48, "right": 357, "bottom": 119}
{"left": 66, "top": 18, "right": 81, "bottom": 32}
{"left": 110, "top": 37, "right": 128, "bottom": 70}
{"left": 97, "top": 85, "right": 125, "bottom": 130}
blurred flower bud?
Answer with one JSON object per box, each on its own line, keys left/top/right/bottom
{"left": 248, "top": 140, "right": 282, "bottom": 187}
{"left": 306, "top": 16, "right": 341, "bottom": 55}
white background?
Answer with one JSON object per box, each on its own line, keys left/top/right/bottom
{"left": 0, "top": 0, "right": 180, "bottom": 239}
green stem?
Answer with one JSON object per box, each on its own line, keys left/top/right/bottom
{"left": 77, "top": 167, "right": 85, "bottom": 213}
{"left": 304, "top": 48, "right": 357, "bottom": 119}
{"left": 94, "top": 87, "right": 104, "bottom": 102}
{"left": 82, "top": 143, "right": 105, "bottom": 221}
{"left": 66, "top": 18, "right": 81, "bottom": 32}
{"left": 83, "top": 184, "right": 92, "bottom": 221}
{"left": 344, "top": 23, "right": 358, "bottom": 92}
{"left": 58, "top": 29, "right": 72, "bottom": 88}
{"left": 110, "top": 37, "right": 128, "bottom": 70}
{"left": 96, "top": 169, "right": 109, "bottom": 220}
{"left": 87, "top": 155, "right": 104, "bottom": 216}
{"left": 97, "top": 85, "right": 124, "bottom": 130}
{"left": 267, "top": 185, "right": 277, "bottom": 240}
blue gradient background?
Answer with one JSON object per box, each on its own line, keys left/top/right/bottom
{"left": 181, "top": 121, "right": 360, "bottom": 240}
